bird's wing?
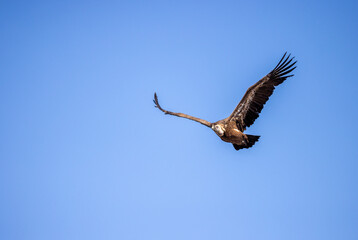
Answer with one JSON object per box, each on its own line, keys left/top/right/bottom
{"left": 227, "top": 53, "right": 297, "bottom": 131}
{"left": 153, "top": 93, "right": 212, "bottom": 127}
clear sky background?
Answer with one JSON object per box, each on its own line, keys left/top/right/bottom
{"left": 1, "top": 0, "right": 358, "bottom": 239}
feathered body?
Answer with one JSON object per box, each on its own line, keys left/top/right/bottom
{"left": 211, "top": 120, "right": 260, "bottom": 150}
{"left": 154, "top": 53, "right": 296, "bottom": 150}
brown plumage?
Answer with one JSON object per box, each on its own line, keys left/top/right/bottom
{"left": 154, "top": 53, "right": 297, "bottom": 150}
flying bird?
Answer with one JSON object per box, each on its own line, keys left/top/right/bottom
{"left": 154, "top": 53, "right": 296, "bottom": 150}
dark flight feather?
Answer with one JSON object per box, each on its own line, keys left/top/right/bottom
{"left": 227, "top": 53, "right": 297, "bottom": 131}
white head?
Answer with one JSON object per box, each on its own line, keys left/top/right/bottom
{"left": 212, "top": 124, "right": 225, "bottom": 137}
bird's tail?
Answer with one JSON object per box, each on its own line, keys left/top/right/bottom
{"left": 246, "top": 134, "right": 260, "bottom": 148}
{"left": 232, "top": 134, "right": 260, "bottom": 150}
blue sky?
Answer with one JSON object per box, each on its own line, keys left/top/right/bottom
{"left": 1, "top": 0, "right": 358, "bottom": 239}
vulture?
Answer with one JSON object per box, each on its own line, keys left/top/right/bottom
{"left": 154, "top": 53, "right": 296, "bottom": 150}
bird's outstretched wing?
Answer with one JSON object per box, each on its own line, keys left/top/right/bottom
{"left": 227, "top": 53, "right": 297, "bottom": 131}
{"left": 153, "top": 93, "right": 212, "bottom": 127}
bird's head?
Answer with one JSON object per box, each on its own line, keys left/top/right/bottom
{"left": 212, "top": 124, "right": 225, "bottom": 137}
